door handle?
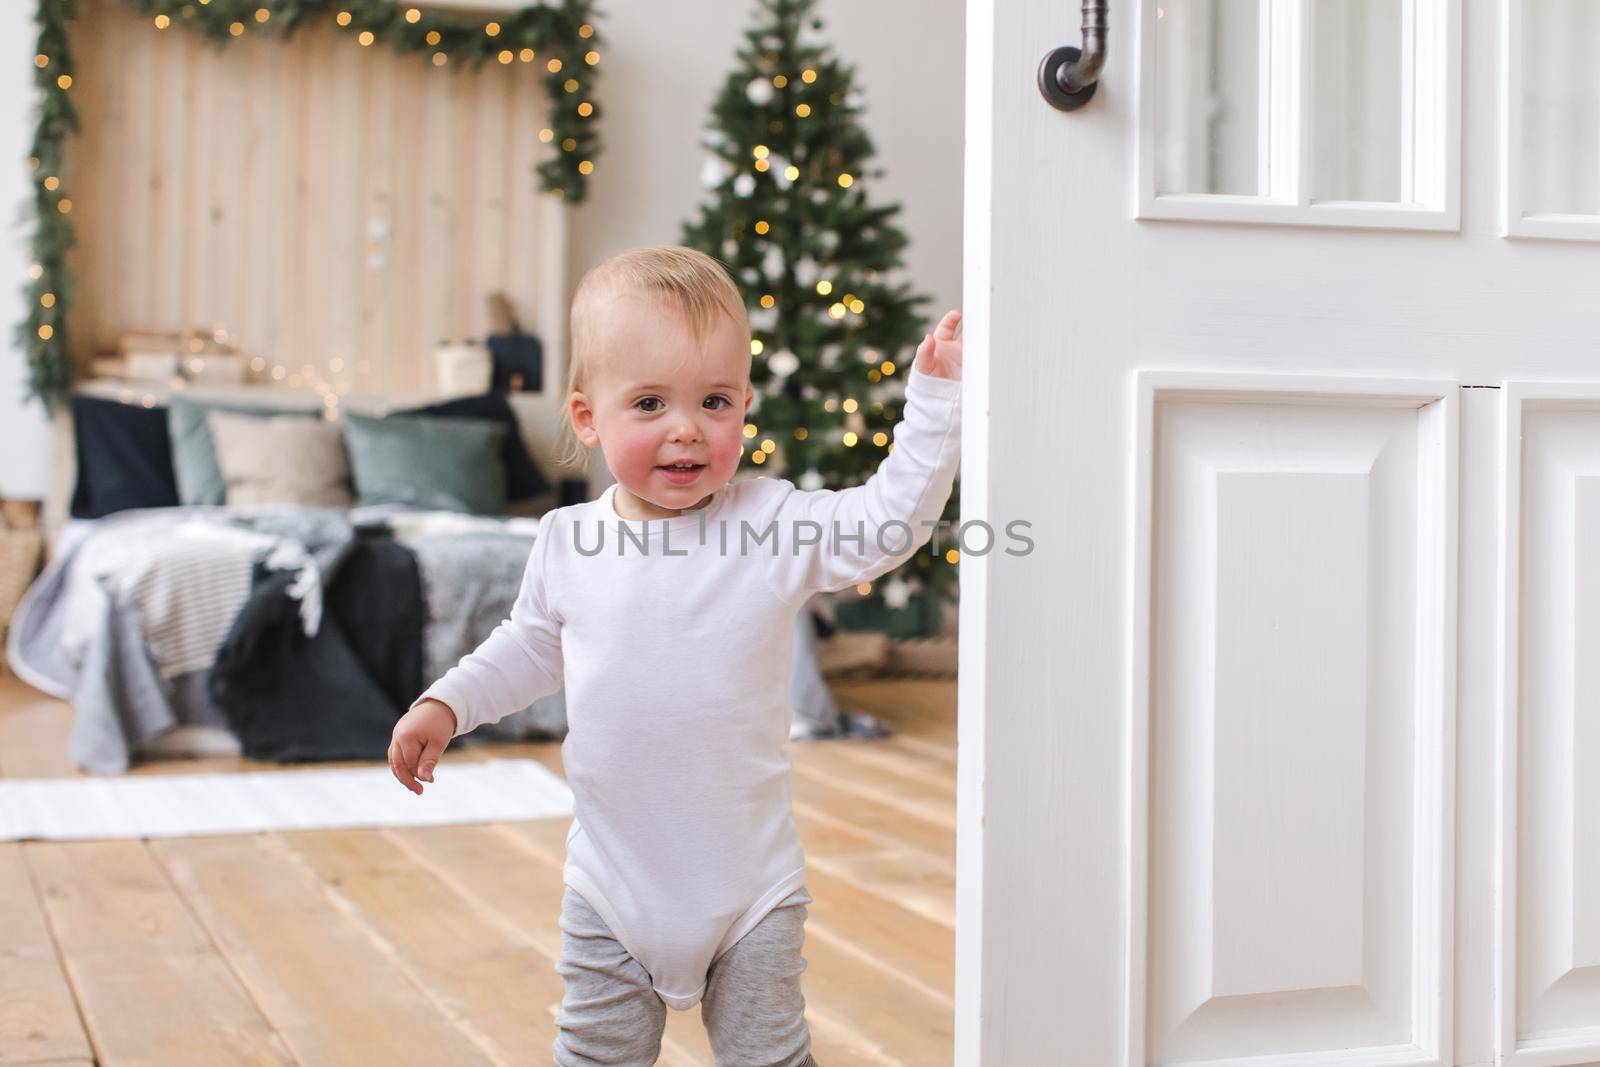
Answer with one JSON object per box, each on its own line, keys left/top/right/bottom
{"left": 1039, "top": 0, "right": 1109, "bottom": 111}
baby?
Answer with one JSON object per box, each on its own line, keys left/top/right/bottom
{"left": 389, "top": 244, "right": 963, "bottom": 1066}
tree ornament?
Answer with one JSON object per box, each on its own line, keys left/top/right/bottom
{"left": 768, "top": 349, "right": 799, "bottom": 377}
{"left": 700, "top": 155, "right": 731, "bottom": 188}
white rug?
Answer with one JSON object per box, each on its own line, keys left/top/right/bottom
{"left": 0, "top": 758, "right": 574, "bottom": 841}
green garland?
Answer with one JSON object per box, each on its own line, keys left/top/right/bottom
{"left": 20, "top": 0, "right": 603, "bottom": 412}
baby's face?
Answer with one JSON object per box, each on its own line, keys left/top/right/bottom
{"left": 573, "top": 298, "right": 754, "bottom": 517}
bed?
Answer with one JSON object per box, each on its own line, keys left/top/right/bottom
{"left": 9, "top": 377, "right": 862, "bottom": 775}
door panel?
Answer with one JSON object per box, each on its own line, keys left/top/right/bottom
{"left": 1133, "top": 375, "right": 1455, "bottom": 1066}
{"left": 1498, "top": 384, "right": 1600, "bottom": 1066}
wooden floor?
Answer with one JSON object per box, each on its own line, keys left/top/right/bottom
{"left": 0, "top": 672, "right": 957, "bottom": 1066}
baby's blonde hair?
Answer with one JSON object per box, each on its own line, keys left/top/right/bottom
{"left": 556, "top": 245, "right": 749, "bottom": 471}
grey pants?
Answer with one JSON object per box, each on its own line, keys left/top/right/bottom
{"left": 551, "top": 884, "right": 819, "bottom": 1067}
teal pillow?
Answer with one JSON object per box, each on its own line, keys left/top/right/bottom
{"left": 342, "top": 412, "right": 508, "bottom": 514}
{"left": 167, "top": 396, "right": 319, "bottom": 506}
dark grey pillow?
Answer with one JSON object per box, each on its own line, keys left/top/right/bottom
{"left": 168, "top": 396, "right": 319, "bottom": 506}
{"left": 342, "top": 412, "right": 508, "bottom": 514}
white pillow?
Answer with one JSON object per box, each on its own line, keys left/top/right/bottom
{"left": 207, "top": 410, "right": 353, "bottom": 507}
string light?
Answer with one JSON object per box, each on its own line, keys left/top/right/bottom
{"left": 585, "top": 50, "right": 599, "bottom": 65}
{"left": 754, "top": 220, "right": 769, "bottom": 235}
{"left": 743, "top": 423, "right": 758, "bottom": 438}
{"left": 752, "top": 450, "right": 766, "bottom": 464}
{"left": 539, "top": 128, "right": 553, "bottom": 142}
{"left": 945, "top": 549, "right": 960, "bottom": 564}
{"left": 857, "top": 582, "right": 872, "bottom": 596}
{"left": 872, "top": 431, "right": 888, "bottom": 447}
{"left": 520, "top": 48, "right": 535, "bottom": 61}
{"left": 432, "top": 51, "right": 447, "bottom": 66}
{"left": 561, "top": 137, "right": 576, "bottom": 150}
{"left": 34, "top": 54, "right": 48, "bottom": 68}
{"left": 578, "top": 160, "right": 594, "bottom": 175}
{"left": 547, "top": 58, "right": 563, "bottom": 72}
{"left": 760, "top": 439, "right": 776, "bottom": 454}
{"left": 802, "top": 68, "right": 817, "bottom": 82}
{"left": 43, "top": 176, "right": 58, "bottom": 190}
{"left": 842, "top": 398, "right": 858, "bottom": 412}
{"left": 750, "top": 339, "right": 764, "bottom": 355}
{"left": 579, "top": 23, "right": 594, "bottom": 37}
{"left": 57, "top": 199, "right": 71, "bottom": 214}
{"left": 28, "top": 264, "right": 42, "bottom": 279}
{"left": 498, "top": 50, "right": 513, "bottom": 64}
{"left": 405, "top": 7, "right": 421, "bottom": 22}
{"left": 784, "top": 165, "right": 798, "bottom": 180}
{"left": 358, "top": 30, "right": 374, "bottom": 45}
{"left": 838, "top": 173, "right": 853, "bottom": 187}
{"left": 336, "top": 10, "right": 351, "bottom": 25}
{"left": 816, "top": 280, "right": 832, "bottom": 294}
{"left": 793, "top": 427, "right": 808, "bottom": 440}
{"left": 578, "top": 102, "right": 593, "bottom": 116}
{"left": 880, "top": 360, "right": 896, "bottom": 375}
{"left": 760, "top": 295, "right": 775, "bottom": 308}
{"left": 39, "top": 293, "right": 54, "bottom": 308}
{"left": 773, "top": 74, "right": 787, "bottom": 88}
{"left": 842, "top": 431, "right": 857, "bottom": 446}
{"left": 154, "top": 13, "right": 170, "bottom": 28}
{"left": 485, "top": 21, "right": 500, "bottom": 36}
{"left": 56, "top": 75, "right": 71, "bottom": 89}
{"left": 564, "top": 78, "right": 579, "bottom": 92}
{"left": 229, "top": 21, "right": 244, "bottom": 35}
{"left": 753, "top": 145, "right": 769, "bottom": 158}
{"left": 37, "top": 325, "right": 52, "bottom": 340}
{"left": 795, "top": 103, "right": 810, "bottom": 117}
{"left": 425, "top": 30, "right": 440, "bottom": 45}
{"left": 254, "top": 7, "right": 269, "bottom": 23}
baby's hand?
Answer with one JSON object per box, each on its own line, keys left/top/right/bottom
{"left": 913, "top": 309, "right": 963, "bottom": 381}
{"left": 389, "top": 698, "right": 456, "bottom": 795}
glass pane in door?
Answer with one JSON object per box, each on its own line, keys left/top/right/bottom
{"left": 1154, "top": 0, "right": 1261, "bottom": 195}
{"left": 1308, "top": 0, "right": 1404, "bottom": 203}
{"left": 1520, "top": 0, "right": 1600, "bottom": 216}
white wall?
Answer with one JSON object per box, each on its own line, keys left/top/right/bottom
{"left": 0, "top": 0, "right": 964, "bottom": 500}
{"left": 1, "top": 1, "right": 51, "bottom": 500}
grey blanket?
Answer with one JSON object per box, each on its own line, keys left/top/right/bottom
{"left": 7, "top": 504, "right": 868, "bottom": 775}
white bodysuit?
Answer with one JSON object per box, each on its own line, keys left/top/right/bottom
{"left": 410, "top": 365, "right": 962, "bottom": 1010}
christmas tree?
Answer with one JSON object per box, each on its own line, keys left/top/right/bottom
{"left": 679, "top": 0, "right": 958, "bottom": 636}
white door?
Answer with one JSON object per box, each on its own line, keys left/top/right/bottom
{"left": 958, "top": 1, "right": 1600, "bottom": 1064}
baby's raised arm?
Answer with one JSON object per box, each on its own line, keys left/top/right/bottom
{"left": 759, "top": 329, "right": 963, "bottom": 605}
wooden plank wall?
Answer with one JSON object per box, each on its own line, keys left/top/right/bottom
{"left": 61, "top": 0, "right": 565, "bottom": 397}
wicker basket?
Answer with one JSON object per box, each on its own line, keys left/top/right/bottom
{"left": 0, "top": 525, "right": 45, "bottom": 676}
